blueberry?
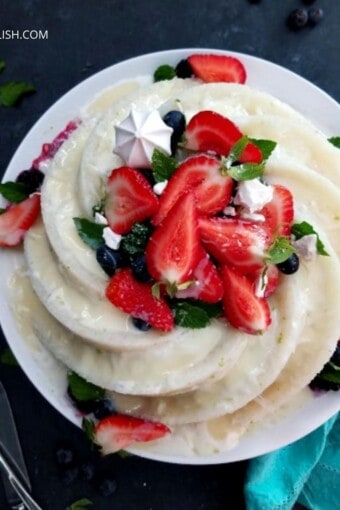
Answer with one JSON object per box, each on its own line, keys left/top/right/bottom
{"left": 93, "top": 398, "right": 116, "bottom": 420}
{"left": 175, "top": 59, "right": 193, "bottom": 79}
{"left": 248, "top": 0, "right": 261, "bottom": 3}
{"left": 60, "top": 466, "right": 79, "bottom": 485}
{"left": 163, "top": 110, "right": 186, "bottom": 153}
{"left": 302, "top": 0, "right": 316, "bottom": 5}
{"left": 287, "top": 8, "right": 308, "bottom": 30}
{"left": 16, "top": 169, "right": 45, "bottom": 194}
{"left": 132, "top": 317, "right": 152, "bottom": 331}
{"left": 308, "top": 7, "right": 324, "bottom": 27}
{"left": 55, "top": 446, "right": 75, "bottom": 466}
{"left": 97, "top": 477, "right": 118, "bottom": 497}
{"left": 96, "top": 245, "right": 124, "bottom": 276}
{"left": 79, "top": 461, "right": 96, "bottom": 481}
{"left": 277, "top": 253, "right": 299, "bottom": 275}
{"left": 131, "top": 254, "right": 153, "bottom": 283}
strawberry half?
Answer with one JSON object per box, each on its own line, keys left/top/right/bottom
{"left": 105, "top": 268, "right": 174, "bottom": 332}
{"left": 258, "top": 184, "right": 294, "bottom": 237}
{"left": 251, "top": 264, "right": 280, "bottom": 299}
{"left": 188, "top": 54, "right": 246, "bottom": 84}
{"left": 0, "top": 194, "right": 41, "bottom": 247}
{"left": 95, "top": 414, "right": 171, "bottom": 455}
{"left": 104, "top": 167, "right": 158, "bottom": 235}
{"left": 146, "top": 192, "right": 200, "bottom": 285}
{"left": 176, "top": 247, "right": 224, "bottom": 303}
{"left": 221, "top": 265, "right": 271, "bottom": 334}
{"left": 152, "top": 154, "right": 233, "bottom": 226}
{"left": 184, "top": 111, "right": 262, "bottom": 162}
{"left": 199, "top": 217, "right": 271, "bottom": 274}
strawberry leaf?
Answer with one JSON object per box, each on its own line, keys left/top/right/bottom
{"left": 249, "top": 138, "right": 277, "bottom": 161}
{"left": 68, "top": 371, "right": 105, "bottom": 401}
{"left": 0, "top": 59, "right": 5, "bottom": 74}
{"left": 0, "top": 81, "right": 35, "bottom": 107}
{"left": 291, "top": 221, "right": 329, "bottom": 256}
{"left": 151, "top": 149, "right": 178, "bottom": 183}
{"left": 0, "top": 181, "right": 30, "bottom": 203}
{"left": 154, "top": 64, "right": 176, "bottom": 82}
{"left": 121, "top": 222, "right": 152, "bottom": 255}
{"left": 73, "top": 217, "right": 105, "bottom": 250}
{"left": 172, "top": 301, "right": 211, "bottom": 328}
{"left": 328, "top": 137, "right": 340, "bottom": 149}
{"left": 265, "top": 236, "right": 296, "bottom": 265}
{"left": 67, "top": 498, "right": 93, "bottom": 510}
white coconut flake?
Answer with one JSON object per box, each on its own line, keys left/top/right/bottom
{"left": 234, "top": 179, "right": 273, "bottom": 213}
{"left": 292, "top": 234, "right": 318, "bottom": 260}
{"left": 103, "top": 227, "right": 122, "bottom": 250}
{"left": 240, "top": 212, "right": 266, "bottom": 222}
{"left": 223, "top": 206, "right": 237, "bottom": 216}
{"left": 153, "top": 180, "right": 168, "bottom": 195}
{"left": 95, "top": 212, "right": 108, "bottom": 225}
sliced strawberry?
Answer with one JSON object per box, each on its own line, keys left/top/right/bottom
{"left": 258, "top": 184, "right": 294, "bottom": 237}
{"left": 0, "top": 194, "right": 41, "bottom": 247}
{"left": 105, "top": 268, "right": 174, "bottom": 332}
{"left": 152, "top": 154, "right": 233, "bottom": 226}
{"left": 199, "top": 217, "right": 271, "bottom": 274}
{"left": 104, "top": 167, "right": 158, "bottom": 235}
{"left": 188, "top": 54, "right": 246, "bottom": 84}
{"left": 251, "top": 264, "right": 280, "bottom": 298}
{"left": 221, "top": 265, "right": 271, "bottom": 334}
{"left": 176, "top": 247, "right": 224, "bottom": 303}
{"left": 95, "top": 414, "right": 171, "bottom": 455}
{"left": 184, "top": 111, "right": 262, "bottom": 163}
{"left": 146, "top": 192, "right": 200, "bottom": 285}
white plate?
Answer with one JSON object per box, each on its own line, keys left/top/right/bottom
{"left": 0, "top": 49, "right": 339, "bottom": 465}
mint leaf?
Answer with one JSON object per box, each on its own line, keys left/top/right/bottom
{"left": 73, "top": 217, "right": 105, "bottom": 250}
{"left": 265, "top": 236, "right": 296, "bottom": 265}
{"left": 82, "top": 417, "right": 96, "bottom": 443}
{"left": 171, "top": 301, "right": 211, "bottom": 329}
{"left": 249, "top": 138, "right": 277, "bottom": 161}
{"left": 0, "top": 181, "right": 29, "bottom": 203}
{"left": 151, "top": 149, "right": 178, "bottom": 182}
{"left": 68, "top": 371, "right": 105, "bottom": 402}
{"left": 121, "top": 222, "right": 152, "bottom": 256}
{"left": 225, "top": 136, "right": 249, "bottom": 166}
{"left": 188, "top": 300, "right": 223, "bottom": 319}
{"left": 154, "top": 64, "right": 176, "bottom": 82}
{"left": 318, "top": 364, "right": 340, "bottom": 384}
{"left": 117, "top": 449, "right": 134, "bottom": 458}
{"left": 291, "top": 221, "right": 329, "bottom": 256}
{"left": 0, "top": 59, "right": 5, "bottom": 74}
{"left": 0, "top": 347, "right": 18, "bottom": 366}
{"left": 0, "top": 81, "right": 35, "bottom": 107}
{"left": 224, "top": 161, "right": 265, "bottom": 181}
{"left": 328, "top": 137, "right": 340, "bottom": 149}
{"left": 66, "top": 497, "right": 93, "bottom": 510}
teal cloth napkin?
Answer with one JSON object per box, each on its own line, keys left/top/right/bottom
{"left": 244, "top": 412, "right": 339, "bottom": 510}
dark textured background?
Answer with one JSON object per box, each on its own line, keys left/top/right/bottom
{"left": 0, "top": 1, "right": 339, "bottom": 508}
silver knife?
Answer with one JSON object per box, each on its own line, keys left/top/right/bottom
{"left": 0, "top": 381, "right": 42, "bottom": 509}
